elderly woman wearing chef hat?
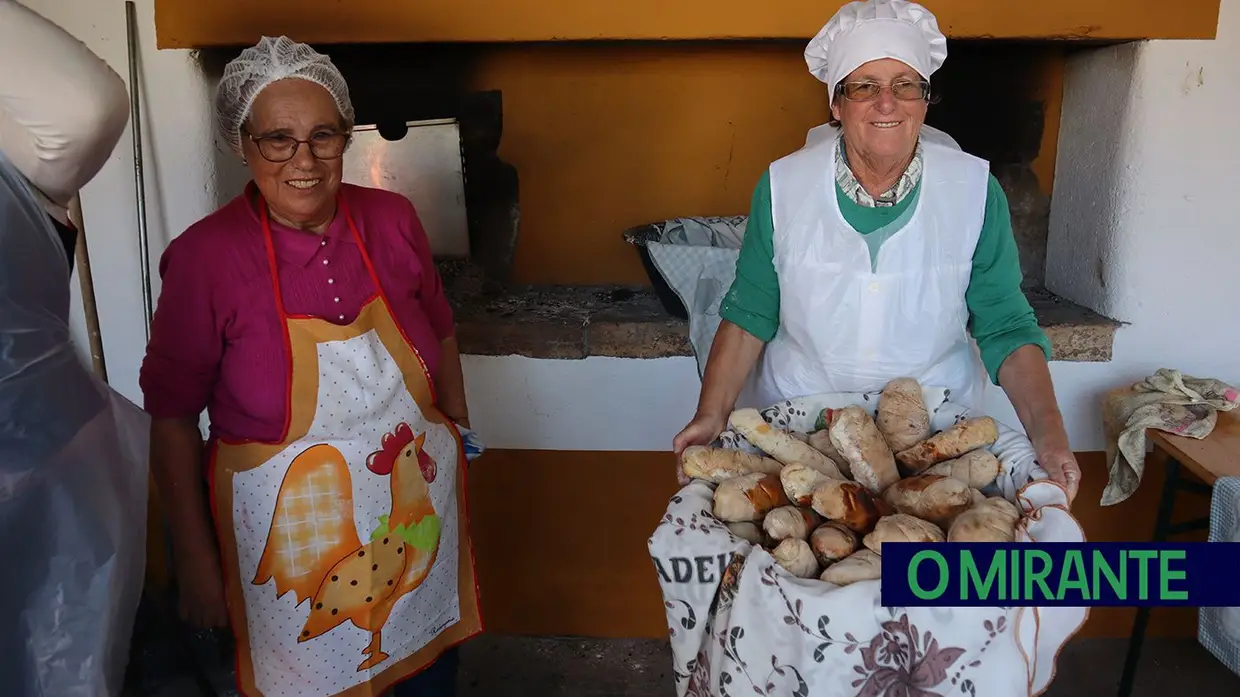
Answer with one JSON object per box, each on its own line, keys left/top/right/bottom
{"left": 673, "top": 0, "right": 1082, "bottom": 503}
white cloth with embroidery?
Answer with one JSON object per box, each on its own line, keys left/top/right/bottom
{"left": 1101, "top": 369, "right": 1239, "bottom": 506}
{"left": 1199, "top": 476, "right": 1240, "bottom": 677}
{"left": 649, "top": 388, "right": 1087, "bottom": 697}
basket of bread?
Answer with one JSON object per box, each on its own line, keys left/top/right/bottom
{"left": 649, "top": 379, "right": 1086, "bottom": 697}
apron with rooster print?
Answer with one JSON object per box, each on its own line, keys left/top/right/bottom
{"left": 207, "top": 195, "right": 483, "bottom": 697}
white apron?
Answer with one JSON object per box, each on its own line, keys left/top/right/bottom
{"left": 208, "top": 195, "right": 483, "bottom": 697}
{"left": 752, "top": 131, "right": 991, "bottom": 412}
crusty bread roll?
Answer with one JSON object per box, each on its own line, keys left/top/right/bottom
{"left": 829, "top": 406, "right": 901, "bottom": 495}
{"left": 881, "top": 474, "right": 974, "bottom": 528}
{"left": 895, "top": 417, "right": 1000, "bottom": 475}
{"left": 924, "top": 449, "right": 1002, "bottom": 489}
{"left": 772, "top": 538, "right": 819, "bottom": 579}
{"left": 820, "top": 549, "right": 882, "bottom": 586}
{"left": 809, "top": 522, "right": 860, "bottom": 567}
{"left": 726, "top": 521, "right": 765, "bottom": 545}
{"left": 780, "top": 462, "right": 831, "bottom": 506}
{"left": 809, "top": 479, "right": 886, "bottom": 534}
{"left": 763, "top": 506, "right": 822, "bottom": 541}
{"left": 863, "top": 514, "right": 945, "bottom": 555}
{"left": 713, "top": 473, "right": 790, "bottom": 522}
{"left": 876, "top": 378, "right": 932, "bottom": 453}
{"left": 808, "top": 428, "right": 852, "bottom": 479}
{"left": 969, "top": 488, "right": 988, "bottom": 506}
{"left": 681, "top": 445, "right": 783, "bottom": 482}
{"left": 948, "top": 497, "right": 1022, "bottom": 543}
{"left": 729, "top": 408, "right": 845, "bottom": 479}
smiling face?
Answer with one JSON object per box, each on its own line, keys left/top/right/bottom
{"left": 241, "top": 78, "right": 349, "bottom": 232}
{"left": 830, "top": 58, "right": 928, "bottom": 165}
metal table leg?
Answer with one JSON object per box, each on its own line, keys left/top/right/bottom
{"left": 1116, "top": 457, "right": 1181, "bottom": 697}
{"left": 1115, "top": 456, "right": 1213, "bottom": 697}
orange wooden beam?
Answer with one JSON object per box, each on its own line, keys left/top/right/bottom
{"left": 154, "top": 0, "right": 1222, "bottom": 49}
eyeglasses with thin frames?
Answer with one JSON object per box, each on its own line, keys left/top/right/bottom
{"left": 244, "top": 130, "right": 351, "bottom": 163}
{"left": 836, "top": 79, "right": 931, "bottom": 103}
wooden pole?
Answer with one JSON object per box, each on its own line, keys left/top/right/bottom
{"left": 68, "top": 196, "right": 108, "bottom": 382}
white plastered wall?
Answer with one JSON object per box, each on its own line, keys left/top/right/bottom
{"left": 22, "top": 0, "right": 1240, "bottom": 456}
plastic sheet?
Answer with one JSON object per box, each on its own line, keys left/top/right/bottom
{"left": 0, "top": 152, "right": 150, "bottom": 697}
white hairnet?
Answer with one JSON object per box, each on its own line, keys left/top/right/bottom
{"left": 214, "top": 35, "right": 355, "bottom": 155}
{"left": 804, "top": 0, "right": 947, "bottom": 106}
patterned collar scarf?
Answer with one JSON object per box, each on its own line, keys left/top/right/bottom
{"left": 834, "top": 137, "right": 923, "bottom": 208}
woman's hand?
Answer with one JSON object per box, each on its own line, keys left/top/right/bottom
{"left": 997, "top": 346, "right": 1080, "bottom": 506}
{"left": 1037, "top": 447, "right": 1081, "bottom": 505}
{"left": 672, "top": 321, "right": 766, "bottom": 484}
{"left": 176, "top": 546, "right": 230, "bottom": 629}
{"left": 672, "top": 412, "right": 728, "bottom": 484}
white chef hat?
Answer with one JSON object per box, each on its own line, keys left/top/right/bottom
{"left": 804, "top": 0, "right": 948, "bottom": 106}
{"left": 215, "top": 36, "right": 355, "bottom": 156}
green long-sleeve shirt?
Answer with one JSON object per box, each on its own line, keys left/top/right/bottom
{"left": 719, "top": 169, "right": 1050, "bottom": 384}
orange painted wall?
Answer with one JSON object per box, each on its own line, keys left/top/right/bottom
{"left": 469, "top": 42, "right": 828, "bottom": 286}
{"left": 467, "top": 450, "right": 1208, "bottom": 640}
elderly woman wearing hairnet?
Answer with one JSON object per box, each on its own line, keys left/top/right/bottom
{"left": 673, "top": 0, "right": 1082, "bottom": 503}
{"left": 140, "top": 36, "right": 481, "bottom": 697}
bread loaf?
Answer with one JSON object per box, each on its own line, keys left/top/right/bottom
{"left": 895, "top": 417, "right": 1000, "bottom": 474}
{"left": 772, "top": 538, "right": 819, "bottom": 579}
{"left": 881, "top": 474, "right": 973, "bottom": 528}
{"left": 948, "top": 497, "right": 1022, "bottom": 543}
{"left": 712, "top": 473, "right": 790, "bottom": 523}
{"left": 808, "top": 429, "right": 851, "bottom": 479}
{"left": 829, "top": 406, "right": 901, "bottom": 494}
{"left": 876, "top": 378, "right": 932, "bottom": 453}
{"left": 863, "top": 514, "right": 945, "bottom": 555}
{"left": 726, "top": 521, "right": 765, "bottom": 545}
{"left": 809, "top": 479, "right": 886, "bottom": 534}
{"left": 924, "top": 449, "right": 1002, "bottom": 489}
{"left": 780, "top": 463, "right": 831, "bottom": 506}
{"left": 681, "top": 445, "right": 783, "bottom": 482}
{"left": 809, "top": 522, "right": 860, "bottom": 567}
{"left": 729, "top": 408, "right": 845, "bottom": 479}
{"left": 820, "top": 549, "right": 882, "bottom": 586}
{"left": 763, "top": 506, "right": 822, "bottom": 541}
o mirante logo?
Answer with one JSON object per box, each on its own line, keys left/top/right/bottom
{"left": 880, "top": 542, "right": 1240, "bottom": 607}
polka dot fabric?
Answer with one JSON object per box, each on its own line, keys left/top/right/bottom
{"left": 231, "top": 329, "right": 461, "bottom": 696}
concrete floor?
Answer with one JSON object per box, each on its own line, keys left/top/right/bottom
{"left": 128, "top": 629, "right": 1240, "bottom": 697}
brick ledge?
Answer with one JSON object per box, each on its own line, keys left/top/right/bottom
{"left": 447, "top": 279, "right": 1121, "bottom": 362}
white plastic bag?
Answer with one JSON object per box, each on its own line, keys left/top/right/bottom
{"left": 0, "top": 152, "right": 150, "bottom": 697}
{"left": 649, "top": 388, "right": 1087, "bottom": 697}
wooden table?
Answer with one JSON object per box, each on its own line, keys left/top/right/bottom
{"left": 1116, "top": 408, "right": 1240, "bottom": 697}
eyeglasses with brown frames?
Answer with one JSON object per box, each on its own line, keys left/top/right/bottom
{"left": 836, "top": 79, "right": 931, "bottom": 103}
{"left": 243, "top": 130, "right": 351, "bottom": 163}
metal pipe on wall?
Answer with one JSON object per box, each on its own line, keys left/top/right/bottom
{"left": 125, "top": 0, "right": 153, "bottom": 339}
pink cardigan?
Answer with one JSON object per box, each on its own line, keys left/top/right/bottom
{"left": 139, "top": 183, "right": 455, "bottom": 443}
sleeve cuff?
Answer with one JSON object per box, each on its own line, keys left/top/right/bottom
{"left": 719, "top": 302, "right": 778, "bottom": 343}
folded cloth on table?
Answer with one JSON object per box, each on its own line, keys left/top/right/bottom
{"left": 1101, "top": 368, "right": 1239, "bottom": 506}
{"left": 1200, "top": 476, "right": 1240, "bottom": 677}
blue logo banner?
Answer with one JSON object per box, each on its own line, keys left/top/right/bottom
{"left": 879, "top": 542, "right": 1240, "bottom": 607}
